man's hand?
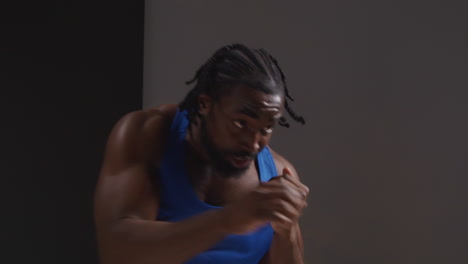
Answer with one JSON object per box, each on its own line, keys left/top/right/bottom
{"left": 220, "top": 167, "right": 309, "bottom": 235}
{"left": 268, "top": 167, "right": 309, "bottom": 237}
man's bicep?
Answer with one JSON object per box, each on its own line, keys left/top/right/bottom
{"left": 94, "top": 111, "right": 165, "bottom": 229}
{"left": 94, "top": 164, "right": 159, "bottom": 225}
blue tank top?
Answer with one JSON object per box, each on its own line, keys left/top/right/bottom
{"left": 156, "top": 109, "right": 277, "bottom": 264}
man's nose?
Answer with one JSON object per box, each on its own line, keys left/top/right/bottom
{"left": 240, "top": 131, "right": 261, "bottom": 153}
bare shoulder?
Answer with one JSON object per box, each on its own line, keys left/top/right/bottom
{"left": 268, "top": 147, "right": 300, "bottom": 179}
{"left": 101, "top": 104, "right": 179, "bottom": 173}
{"left": 117, "top": 103, "right": 178, "bottom": 131}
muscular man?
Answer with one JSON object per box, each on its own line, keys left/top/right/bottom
{"left": 94, "top": 44, "right": 309, "bottom": 264}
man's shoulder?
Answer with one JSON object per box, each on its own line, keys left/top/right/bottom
{"left": 268, "top": 147, "right": 300, "bottom": 179}
{"left": 116, "top": 104, "right": 179, "bottom": 134}
{"left": 103, "top": 104, "right": 179, "bottom": 166}
{"left": 125, "top": 104, "right": 178, "bottom": 123}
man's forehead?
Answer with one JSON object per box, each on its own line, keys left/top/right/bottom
{"left": 235, "top": 105, "right": 282, "bottom": 121}
{"left": 237, "top": 99, "right": 282, "bottom": 112}
{"left": 220, "top": 93, "right": 283, "bottom": 120}
{"left": 222, "top": 85, "right": 282, "bottom": 103}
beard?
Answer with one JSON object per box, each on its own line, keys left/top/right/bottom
{"left": 199, "top": 117, "right": 257, "bottom": 178}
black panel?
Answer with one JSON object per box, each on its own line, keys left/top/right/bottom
{"left": 2, "top": 1, "right": 144, "bottom": 263}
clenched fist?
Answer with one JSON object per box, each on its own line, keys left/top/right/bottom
{"left": 220, "top": 167, "right": 309, "bottom": 235}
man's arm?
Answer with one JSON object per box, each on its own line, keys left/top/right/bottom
{"left": 94, "top": 108, "right": 231, "bottom": 264}
{"left": 261, "top": 223, "right": 304, "bottom": 264}
{"left": 260, "top": 152, "right": 309, "bottom": 264}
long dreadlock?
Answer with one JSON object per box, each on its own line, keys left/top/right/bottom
{"left": 179, "top": 43, "right": 305, "bottom": 128}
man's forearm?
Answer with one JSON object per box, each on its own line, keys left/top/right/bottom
{"left": 267, "top": 223, "right": 304, "bottom": 264}
{"left": 98, "top": 209, "right": 229, "bottom": 264}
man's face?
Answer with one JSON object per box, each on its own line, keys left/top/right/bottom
{"left": 199, "top": 85, "right": 284, "bottom": 176}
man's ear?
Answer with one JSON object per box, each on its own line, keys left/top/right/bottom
{"left": 198, "top": 94, "right": 212, "bottom": 115}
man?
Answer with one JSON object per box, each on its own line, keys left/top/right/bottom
{"left": 94, "top": 44, "right": 310, "bottom": 264}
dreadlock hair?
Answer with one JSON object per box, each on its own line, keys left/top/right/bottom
{"left": 179, "top": 43, "right": 305, "bottom": 128}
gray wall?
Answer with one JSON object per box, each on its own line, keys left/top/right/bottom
{"left": 143, "top": 1, "right": 468, "bottom": 263}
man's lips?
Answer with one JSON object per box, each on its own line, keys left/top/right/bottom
{"left": 229, "top": 155, "right": 254, "bottom": 168}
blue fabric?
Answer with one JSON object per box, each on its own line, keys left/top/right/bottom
{"left": 156, "top": 109, "right": 277, "bottom": 264}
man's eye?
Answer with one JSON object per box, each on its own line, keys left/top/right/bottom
{"left": 262, "top": 126, "right": 274, "bottom": 134}
{"left": 233, "top": 120, "right": 245, "bottom": 128}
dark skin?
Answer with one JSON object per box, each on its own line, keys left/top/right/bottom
{"left": 94, "top": 85, "right": 309, "bottom": 264}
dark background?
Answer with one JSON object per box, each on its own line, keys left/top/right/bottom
{"left": 2, "top": 1, "right": 144, "bottom": 263}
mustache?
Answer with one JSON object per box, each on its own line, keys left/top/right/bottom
{"left": 229, "top": 151, "right": 258, "bottom": 159}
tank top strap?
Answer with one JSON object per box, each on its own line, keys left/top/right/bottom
{"left": 257, "top": 146, "right": 278, "bottom": 182}
{"left": 169, "top": 108, "right": 189, "bottom": 139}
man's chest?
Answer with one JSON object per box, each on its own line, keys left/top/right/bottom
{"left": 190, "top": 167, "right": 261, "bottom": 207}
